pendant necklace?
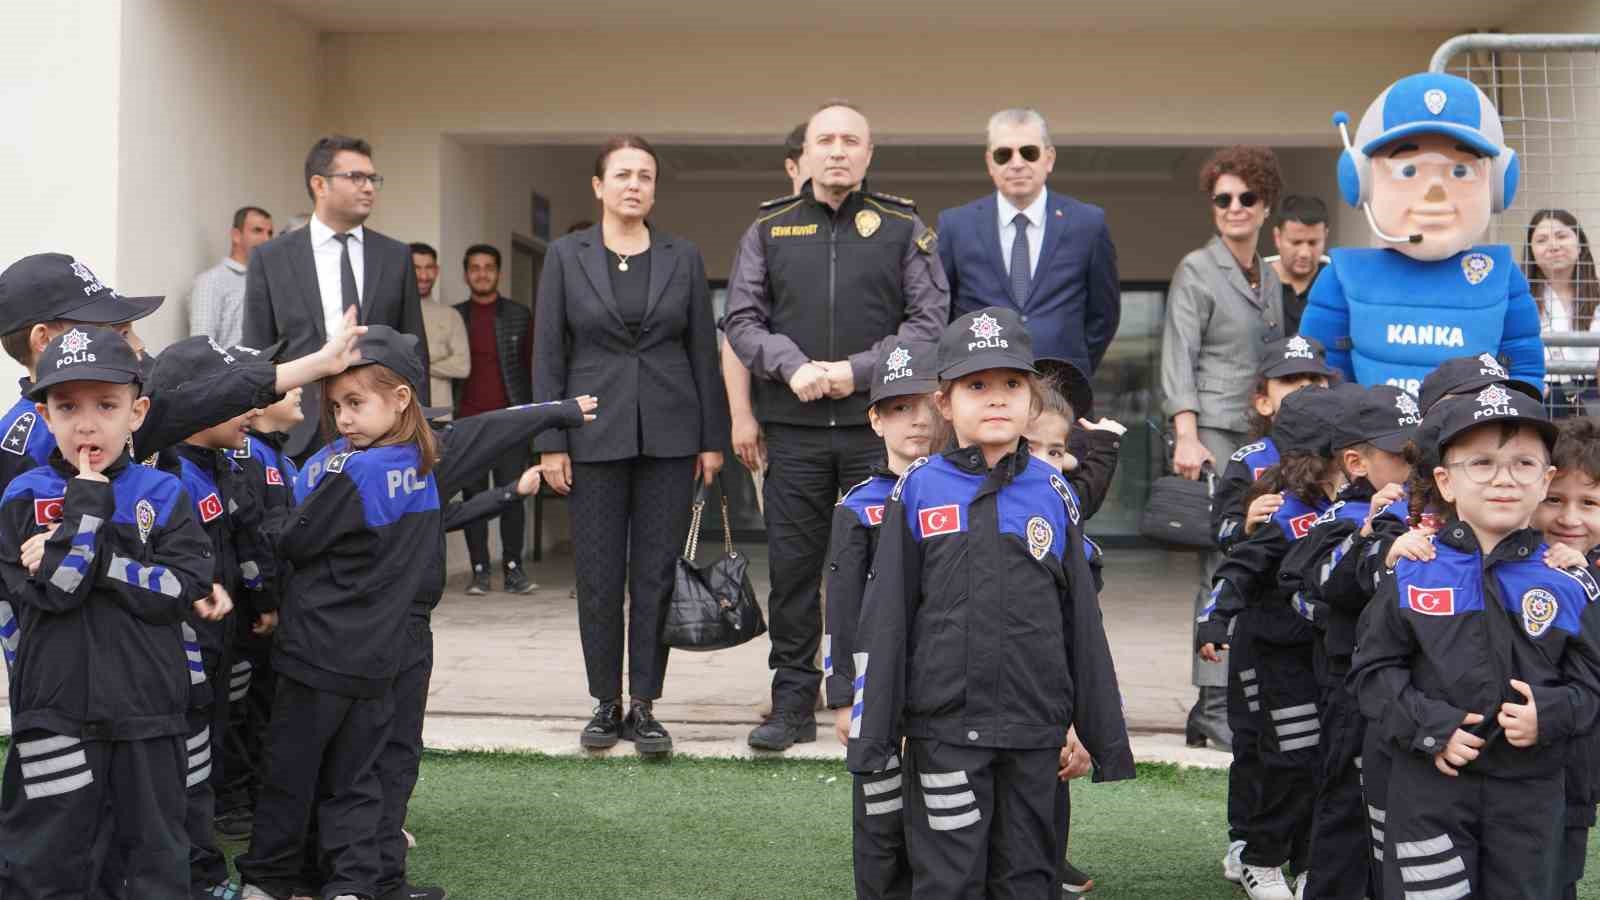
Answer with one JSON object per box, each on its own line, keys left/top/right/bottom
{"left": 613, "top": 251, "right": 632, "bottom": 272}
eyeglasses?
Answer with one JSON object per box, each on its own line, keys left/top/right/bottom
{"left": 324, "top": 171, "right": 385, "bottom": 190}
{"left": 1212, "top": 191, "right": 1259, "bottom": 210}
{"left": 991, "top": 145, "right": 1042, "bottom": 166}
{"left": 1444, "top": 454, "right": 1550, "bottom": 486}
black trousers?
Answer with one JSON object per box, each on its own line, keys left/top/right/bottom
{"left": 1305, "top": 683, "right": 1370, "bottom": 900}
{"left": 376, "top": 618, "right": 434, "bottom": 898}
{"left": 0, "top": 731, "right": 187, "bottom": 899}
{"left": 1381, "top": 747, "right": 1563, "bottom": 900}
{"left": 462, "top": 443, "right": 530, "bottom": 570}
{"left": 762, "top": 423, "right": 880, "bottom": 713}
{"left": 903, "top": 738, "right": 1060, "bottom": 900}
{"left": 222, "top": 625, "right": 276, "bottom": 814}
{"left": 1225, "top": 610, "right": 1262, "bottom": 846}
{"left": 568, "top": 455, "right": 696, "bottom": 701}
{"left": 1360, "top": 726, "right": 1393, "bottom": 897}
{"left": 852, "top": 752, "right": 912, "bottom": 900}
{"left": 1244, "top": 635, "right": 1320, "bottom": 872}
{"left": 237, "top": 675, "right": 394, "bottom": 900}
{"left": 187, "top": 708, "right": 229, "bottom": 888}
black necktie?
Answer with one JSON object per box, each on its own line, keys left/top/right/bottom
{"left": 333, "top": 232, "right": 359, "bottom": 315}
{"left": 1009, "top": 212, "right": 1032, "bottom": 305}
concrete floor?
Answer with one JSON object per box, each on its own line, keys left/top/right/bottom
{"left": 0, "top": 544, "right": 1231, "bottom": 767}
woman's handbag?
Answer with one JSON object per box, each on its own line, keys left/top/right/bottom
{"left": 1138, "top": 421, "right": 1218, "bottom": 550}
{"left": 663, "top": 480, "right": 767, "bottom": 651}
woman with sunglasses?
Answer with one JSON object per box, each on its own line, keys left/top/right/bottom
{"left": 1157, "top": 146, "right": 1285, "bottom": 827}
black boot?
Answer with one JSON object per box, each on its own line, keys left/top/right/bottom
{"left": 622, "top": 699, "right": 673, "bottom": 755}
{"left": 580, "top": 700, "right": 623, "bottom": 749}
{"left": 747, "top": 709, "right": 818, "bottom": 751}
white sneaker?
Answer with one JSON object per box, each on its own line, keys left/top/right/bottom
{"left": 1241, "top": 864, "right": 1294, "bottom": 900}
{"left": 239, "top": 888, "right": 275, "bottom": 900}
{"left": 1223, "top": 840, "right": 1246, "bottom": 883}
{"left": 1293, "top": 872, "right": 1307, "bottom": 899}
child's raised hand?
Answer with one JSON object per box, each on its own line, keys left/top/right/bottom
{"left": 20, "top": 525, "right": 57, "bottom": 576}
{"left": 74, "top": 447, "right": 107, "bottom": 483}
{"left": 1386, "top": 529, "right": 1437, "bottom": 568}
{"left": 1244, "top": 492, "right": 1283, "bottom": 535}
{"left": 317, "top": 307, "right": 369, "bottom": 376}
{"left": 574, "top": 394, "right": 599, "bottom": 422}
{"left": 1498, "top": 679, "right": 1540, "bottom": 748}
{"left": 1542, "top": 543, "right": 1587, "bottom": 571}
{"left": 1434, "top": 712, "right": 1486, "bottom": 776}
{"left": 193, "top": 584, "right": 233, "bottom": 622}
{"left": 1363, "top": 483, "right": 1407, "bottom": 536}
{"left": 1078, "top": 417, "right": 1127, "bottom": 437}
{"left": 515, "top": 466, "right": 543, "bottom": 497}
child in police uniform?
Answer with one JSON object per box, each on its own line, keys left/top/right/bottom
{"left": 825, "top": 339, "right": 936, "bottom": 900}
{"left": 847, "top": 307, "right": 1133, "bottom": 899}
{"left": 1351, "top": 388, "right": 1600, "bottom": 899}
{"left": 0, "top": 326, "right": 219, "bottom": 898}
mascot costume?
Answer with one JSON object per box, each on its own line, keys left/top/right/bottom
{"left": 1300, "top": 72, "right": 1545, "bottom": 396}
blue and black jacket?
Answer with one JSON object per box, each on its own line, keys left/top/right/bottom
{"left": 1197, "top": 490, "right": 1331, "bottom": 649}
{"left": 1213, "top": 437, "right": 1280, "bottom": 554}
{"left": 845, "top": 442, "right": 1134, "bottom": 782}
{"left": 1351, "top": 524, "right": 1600, "bottom": 779}
{"left": 823, "top": 466, "right": 895, "bottom": 711}
{"left": 0, "top": 451, "right": 213, "bottom": 740}
{"left": 1278, "top": 481, "right": 1384, "bottom": 686}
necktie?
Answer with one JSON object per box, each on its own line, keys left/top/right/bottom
{"left": 333, "top": 232, "right": 360, "bottom": 316}
{"left": 1009, "top": 212, "right": 1032, "bottom": 306}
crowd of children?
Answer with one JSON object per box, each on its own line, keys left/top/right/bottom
{"left": 0, "top": 253, "right": 594, "bottom": 900}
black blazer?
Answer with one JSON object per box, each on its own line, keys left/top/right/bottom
{"left": 532, "top": 225, "right": 727, "bottom": 462}
{"left": 242, "top": 224, "right": 429, "bottom": 456}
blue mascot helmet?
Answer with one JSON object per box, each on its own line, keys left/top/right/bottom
{"left": 1335, "top": 72, "right": 1519, "bottom": 214}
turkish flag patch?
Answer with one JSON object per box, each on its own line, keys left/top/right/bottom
{"left": 1407, "top": 585, "right": 1456, "bottom": 616}
{"left": 1253, "top": 466, "right": 1268, "bottom": 479}
{"left": 864, "top": 504, "right": 884, "bottom": 526}
{"left": 918, "top": 504, "right": 962, "bottom": 538}
{"left": 265, "top": 467, "right": 284, "bottom": 486}
{"left": 198, "top": 493, "right": 224, "bottom": 523}
{"left": 33, "top": 497, "right": 63, "bottom": 526}
{"left": 1289, "top": 512, "right": 1319, "bottom": 539}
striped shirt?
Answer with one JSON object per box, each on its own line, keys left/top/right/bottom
{"left": 188, "top": 257, "right": 247, "bottom": 347}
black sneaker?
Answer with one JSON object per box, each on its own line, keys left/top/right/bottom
{"left": 378, "top": 884, "right": 448, "bottom": 900}
{"left": 580, "top": 700, "right": 623, "bottom": 749}
{"left": 747, "top": 711, "right": 818, "bottom": 751}
{"left": 503, "top": 561, "right": 537, "bottom": 595}
{"left": 465, "top": 565, "right": 490, "bottom": 596}
{"left": 622, "top": 700, "right": 673, "bottom": 755}
{"left": 1061, "top": 860, "right": 1095, "bottom": 894}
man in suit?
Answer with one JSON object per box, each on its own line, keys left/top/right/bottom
{"left": 242, "top": 135, "right": 429, "bottom": 459}
{"left": 937, "top": 108, "right": 1120, "bottom": 376}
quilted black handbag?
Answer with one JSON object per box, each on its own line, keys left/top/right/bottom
{"left": 663, "top": 480, "right": 766, "bottom": 651}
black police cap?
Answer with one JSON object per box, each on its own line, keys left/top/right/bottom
{"left": 144, "top": 335, "right": 268, "bottom": 397}
{"left": 0, "top": 254, "right": 162, "bottom": 338}
{"left": 938, "top": 307, "right": 1037, "bottom": 381}
{"left": 1336, "top": 385, "right": 1422, "bottom": 453}
{"left": 1259, "top": 335, "right": 1337, "bottom": 381}
{"left": 28, "top": 325, "right": 144, "bottom": 401}
{"left": 1270, "top": 385, "right": 1345, "bottom": 457}
{"left": 1418, "top": 353, "right": 1540, "bottom": 413}
{"left": 349, "top": 325, "right": 425, "bottom": 393}
{"left": 1036, "top": 357, "right": 1095, "bottom": 421}
{"left": 869, "top": 339, "right": 939, "bottom": 405}
{"left": 1426, "top": 383, "right": 1557, "bottom": 455}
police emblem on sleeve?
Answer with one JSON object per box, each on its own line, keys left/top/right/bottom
{"left": 136, "top": 499, "right": 155, "bottom": 544}
{"left": 855, "top": 209, "right": 881, "bottom": 239}
{"left": 1462, "top": 252, "right": 1494, "bottom": 286}
{"left": 915, "top": 228, "right": 937, "bottom": 254}
{"left": 1522, "top": 588, "right": 1558, "bottom": 638}
{"left": 1026, "top": 515, "right": 1053, "bottom": 560}
{"left": 2, "top": 411, "right": 35, "bottom": 456}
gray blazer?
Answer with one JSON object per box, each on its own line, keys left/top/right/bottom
{"left": 1160, "top": 236, "right": 1286, "bottom": 434}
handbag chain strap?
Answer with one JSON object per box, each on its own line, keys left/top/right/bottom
{"left": 718, "top": 491, "right": 735, "bottom": 556}
{"left": 683, "top": 495, "right": 706, "bottom": 561}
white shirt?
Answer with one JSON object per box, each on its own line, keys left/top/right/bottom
{"left": 1543, "top": 286, "right": 1600, "bottom": 364}
{"left": 309, "top": 214, "right": 365, "bottom": 339}
{"left": 997, "top": 189, "right": 1048, "bottom": 279}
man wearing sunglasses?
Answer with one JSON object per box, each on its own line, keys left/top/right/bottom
{"left": 242, "top": 135, "right": 430, "bottom": 460}
{"left": 935, "top": 108, "right": 1120, "bottom": 379}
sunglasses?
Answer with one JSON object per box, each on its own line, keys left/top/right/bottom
{"left": 991, "top": 145, "right": 1042, "bottom": 166}
{"left": 1212, "top": 191, "right": 1259, "bottom": 210}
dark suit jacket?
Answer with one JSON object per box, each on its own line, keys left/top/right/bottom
{"left": 242, "top": 224, "right": 428, "bottom": 456}
{"left": 937, "top": 191, "right": 1120, "bottom": 373}
{"left": 532, "top": 224, "right": 727, "bottom": 462}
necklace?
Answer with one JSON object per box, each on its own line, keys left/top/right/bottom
{"left": 612, "top": 250, "right": 633, "bottom": 272}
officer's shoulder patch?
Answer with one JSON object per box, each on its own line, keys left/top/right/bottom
{"left": 867, "top": 190, "right": 916, "bottom": 208}
{"left": 1049, "top": 473, "right": 1081, "bottom": 526}
{"left": 1, "top": 411, "right": 35, "bottom": 456}
{"left": 838, "top": 476, "right": 876, "bottom": 505}
{"left": 1559, "top": 565, "right": 1600, "bottom": 603}
{"left": 915, "top": 228, "right": 938, "bottom": 254}
{"left": 889, "top": 456, "right": 930, "bottom": 502}
{"left": 324, "top": 450, "right": 360, "bottom": 475}
{"left": 1230, "top": 441, "right": 1266, "bottom": 463}
{"left": 1312, "top": 502, "right": 1343, "bottom": 528}
{"left": 758, "top": 192, "right": 801, "bottom": 210}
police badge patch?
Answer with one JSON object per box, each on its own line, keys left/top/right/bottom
{"left": 136, "top": 499, "right": 155, "bottom": 544}
{"left": 1026, "top": 515, "right": 1053, "bottom": 560}
{"left": 1522, "top": 588, "right": 1558, "bottom": 638}
{"left": 855, "top": 209, "right": 881, "bottom": 239}
{"left": 1462, "top": 252, "right": 1494, "bottom": 286}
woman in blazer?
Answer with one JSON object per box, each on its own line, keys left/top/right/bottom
{"left": 534, "top": 135, "right": 728, "bottom": 755}
{"left": 1157, "top": 145, "right": 1286, "bottom": 758}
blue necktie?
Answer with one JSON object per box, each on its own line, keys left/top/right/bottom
{"left": 1009, "top": 212, "right": 1032, "bottom": 306}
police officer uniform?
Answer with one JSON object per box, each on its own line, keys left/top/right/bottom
{"left": 824, "top": 339, "right": 937, "bottom": 900}
{"left": 0, "top": 328, "right": 216, "bottom": 899}
{"left": 847, "top": 309, "right": 1133, "bottom": 899}
{"left": 1351, "top": 390, "right": 1600, "bottom": 899}
{"left": 723, "top": 181, "right": 950, "bottom": 744}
